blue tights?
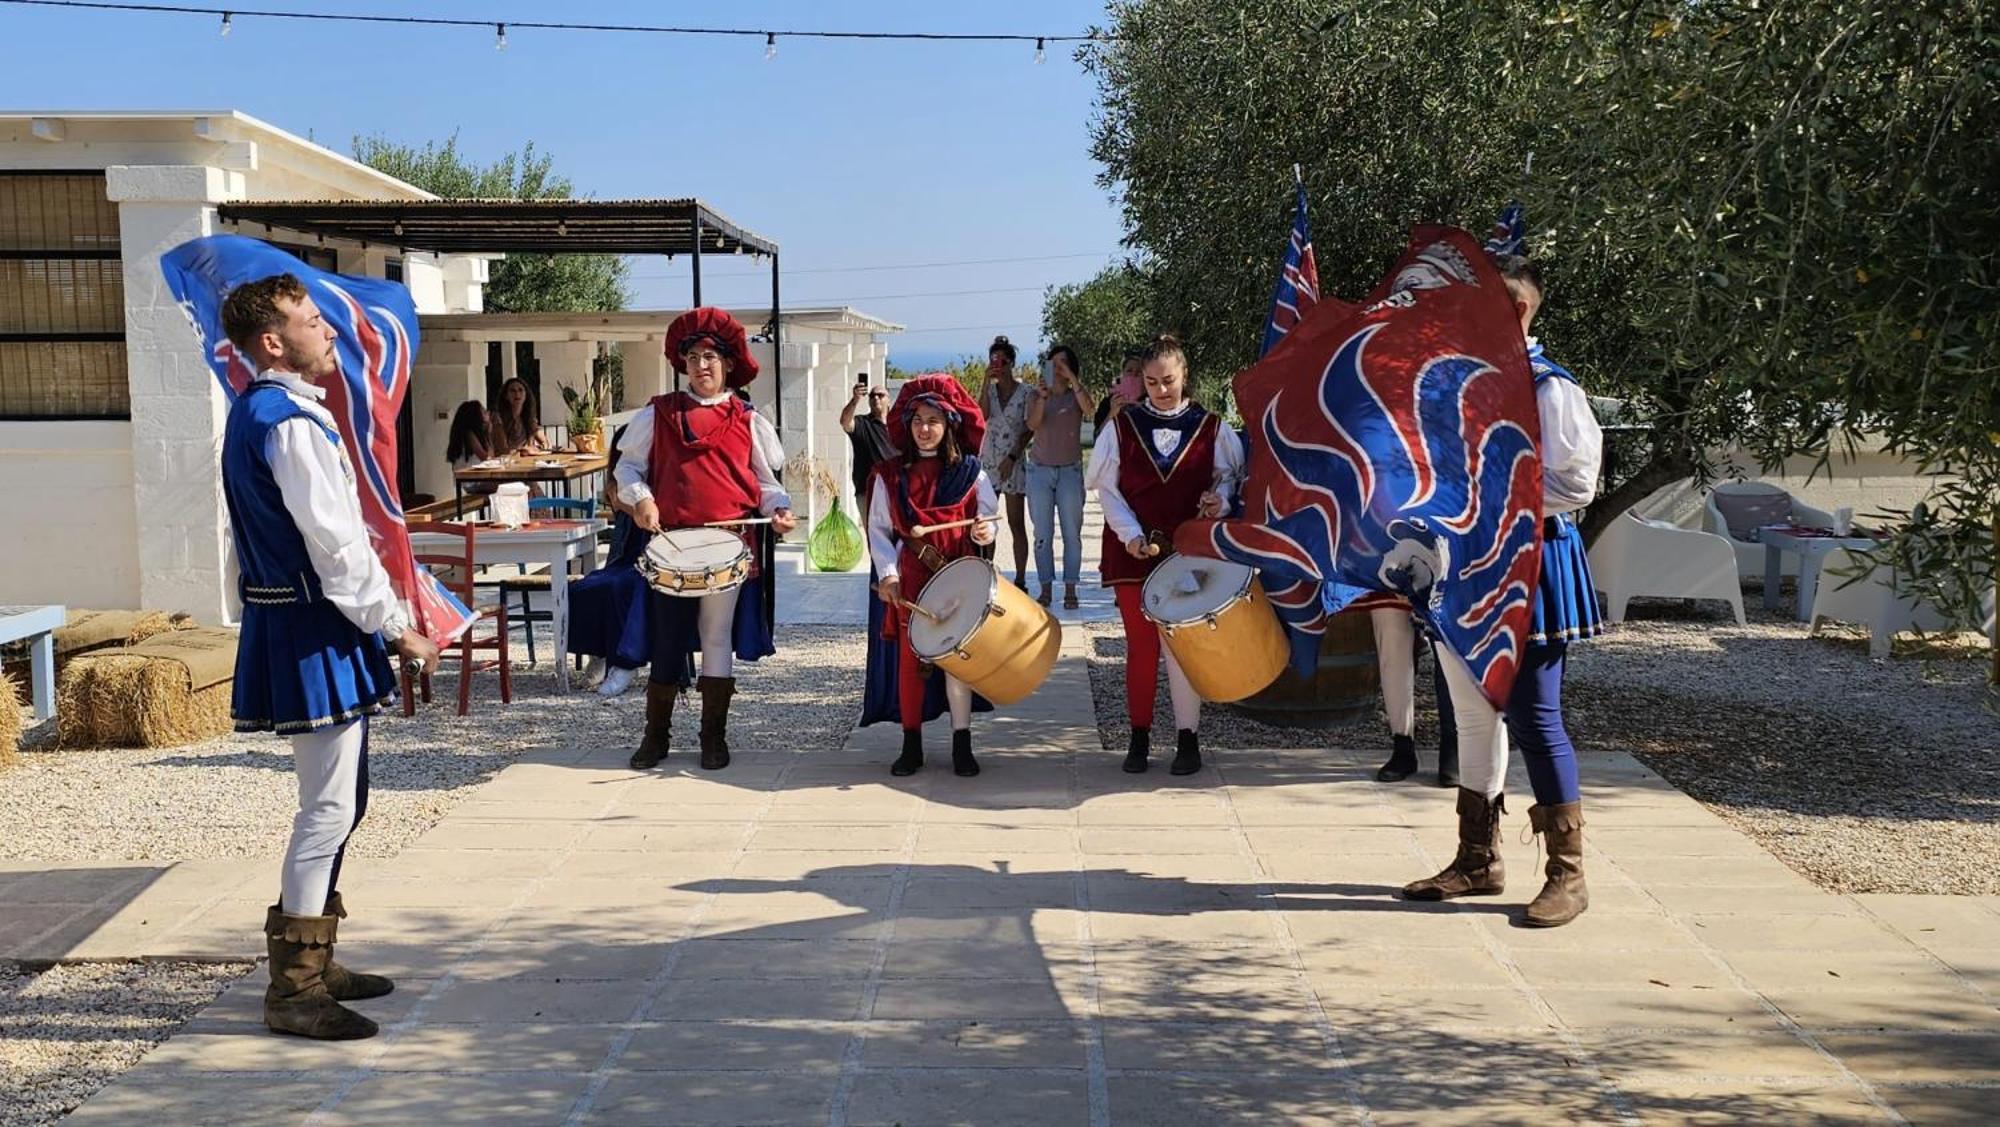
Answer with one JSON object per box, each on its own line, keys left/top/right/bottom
{"left": 1434, "top": 640, "right": 1581, "bottom": 805}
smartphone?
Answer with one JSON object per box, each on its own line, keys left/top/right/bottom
{"left": 1112, "top": 370, "right": 1143, "bottom": 402}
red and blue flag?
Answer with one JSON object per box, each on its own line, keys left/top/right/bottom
{"left": 161, "top": 235, "right": 474, "bottom": 647}
{"left": 1260, "top": 177, "right": 1321, "bottom": 359}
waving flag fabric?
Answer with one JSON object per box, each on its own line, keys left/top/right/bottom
{"left": 161, "top": 235, "right": 474, "bottom": 646}
{"left": 1260, "top": 177, "right": 1322, "bottom": 359}
{"left": 1178, "top": 225, "right": 1542, "bottom": 708}
{"left": 1484, "top": 202, "right": 1526, "bottom": 257}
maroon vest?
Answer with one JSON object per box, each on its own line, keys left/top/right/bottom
{"left": 1100, "top": 409, "right": 1219, "bottom": 585}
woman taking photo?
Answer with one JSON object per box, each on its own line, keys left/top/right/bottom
{"left": 1025, "top": 345, "right": 1094, "bottom": 609}
{"left": 490, "top": 376, "right": 549, "bottom": 456}
{"left": 976, "top": 335, "right": 1032, "bottom": 587}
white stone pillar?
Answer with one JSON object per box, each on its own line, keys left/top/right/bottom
{"left": 106, "top": 164, "right": 244, "bottom": 624}
{"left": 621, "top": 336, "right": 670, "bottom": 406}
{"left": 409, "top": 337, "right": 483, "bottom": 502}
{"left": 533, "top": 340, "right": 594, "bottom": 441}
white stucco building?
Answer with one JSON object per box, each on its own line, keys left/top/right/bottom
{"left": 1, "top": 110, "right": 902, "bottom": 622}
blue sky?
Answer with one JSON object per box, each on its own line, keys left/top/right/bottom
{"left": 0, "top": 0, "right": 1128, "bottom": 370}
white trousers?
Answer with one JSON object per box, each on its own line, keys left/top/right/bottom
{"left": 281, "top": 717, "right": 367, "bottom": 917}
{"left": 697, "top": 586, "right": 740, "bottom": 679}
{"left": 944, "top": 673, "right": 974, "bottom": 731}
{"left": 1370, "top": 608, "right": 1416, "bottom": 738}
{"left": 1434, "top": 645, "right": 1512, "bottom": 799}
{"left": 1163, "top": 648, "right": 1202, "bottom": 732}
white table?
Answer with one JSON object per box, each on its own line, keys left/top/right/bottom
{"left": 409, "top": 521, "right": 602, "bottom": 690}
{"left": 0, "top": 604, "right": 64, "bottom": 722}
{"left": 1760, "top": 527, "right": 1879, "bottom": 621}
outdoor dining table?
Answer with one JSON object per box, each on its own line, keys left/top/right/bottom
{"left": 452, "top": 452, "right": 611, "bottom": 508}
{"left": 408, "top": 519, "right": 604, "bottom": 691}
{"left": 1761, "top": 525, "right": 1882, "bottom": 622}
{"left": 0, "top": 604, "right": 64, "bottom": 723}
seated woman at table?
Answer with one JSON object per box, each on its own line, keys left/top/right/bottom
{"left": 489, "top": 377, "right": 550, "bottom": 456}
{"left": 444, "top": 401, "right": 500, "bottom": 496}
{"left": 570, "top": 424, "right": 651, "bottom": 698}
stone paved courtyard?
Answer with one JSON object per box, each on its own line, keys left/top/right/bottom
{"left": 5, "top": 508, "right": 1998, "bottom": 1124}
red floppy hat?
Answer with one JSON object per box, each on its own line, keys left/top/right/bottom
{"left": 665, "top": 306, "right": 759, "bottom": 388}
{"left": 889, "top": 373, "right": 985, "bottom": 453}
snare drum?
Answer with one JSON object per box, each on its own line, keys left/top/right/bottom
{"left": 908, "top": 557, "right": 1061, "bottom": 705}
{"left": 637, "top": 527, "right": 753, "bottom": 597}
{"left": 1140, "top": 553, "right": 1289, "bottom": 702}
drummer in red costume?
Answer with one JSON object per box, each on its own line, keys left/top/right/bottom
{"left": 1085, "top": 334, "right": 1245, "bottom": 775}
{"left": 864, "top": 375, "right": 998, "bottom": 778}
{"left": 615, "top": 308, "right": 797, "bottom": 771}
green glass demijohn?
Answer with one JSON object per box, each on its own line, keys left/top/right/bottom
{"left": 808, "top": 499, "right": 865, "bottom": 572}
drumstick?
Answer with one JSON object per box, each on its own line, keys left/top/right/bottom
{"left": 894, "top": 597, "right": 943, "bottom": 623}
{"left": 911, "top": 516, "right": 1002, "bottom": 537}
{"left": 706, "top": 517, "right": 774, "bottom": 527}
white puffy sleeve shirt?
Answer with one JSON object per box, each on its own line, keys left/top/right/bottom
{"left": 866, "top": 462, "right": 999, "bottom": 583}
{"left": 613, "top": 394, "right": 792, "bottom": 515}
{"left": 1084, "top": 409, "right": 1247, "bottom": 544}
{"left": 258, "top": 374, "right": 409, "bottom": 639}
{"left": 1536, "top": 375, "right": 1603, "bottom": 516}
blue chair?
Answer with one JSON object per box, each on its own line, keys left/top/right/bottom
{"left": 499, "top": 496, "right": 598, "bottom": 666}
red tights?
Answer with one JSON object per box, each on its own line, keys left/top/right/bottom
{"left": 1114, "top": 585, "right": 1161, "bottom": 730}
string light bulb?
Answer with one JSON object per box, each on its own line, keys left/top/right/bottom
{"left": 495, "top": 22, "right": 506, "bottom": 51}
{"left": 1035, "top": 37, "right": 1045, "bottom": 64}
{"left": 219, "top": 11, "right": 231, "bottom": 36}
{"left": 764, "top": 32, "right": 777, "bottom": 60}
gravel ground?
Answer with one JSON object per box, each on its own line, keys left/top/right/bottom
{"left": 0, "top": 626, "right": 865, "bottom": 863}
{"left": 0, "top": 960, "right": 252, "bottom": 1127}
{"left": 1084, "top": 598, "right": 1998, "bottom": 895}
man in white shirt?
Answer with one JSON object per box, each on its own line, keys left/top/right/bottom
{"left": 218, "top": 274, "right": 437, "bottom": 1040}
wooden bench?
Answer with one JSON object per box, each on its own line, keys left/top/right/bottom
{"left": 408, "top": 495, "right": 488, "bottom": 524}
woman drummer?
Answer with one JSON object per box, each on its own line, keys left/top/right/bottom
{"left": 865, "top": 374, "right": 998, "bottom": 778}
{"left": 614, "top": 307, "right": 797, "bottom": 771}
{"left": 1085, "top": 334, "right": 1245, "bottom": 775}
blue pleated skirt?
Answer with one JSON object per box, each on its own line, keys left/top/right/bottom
{"left": 233, "top": 600, "right": 396, "bottom": 734}
{"left": 1531, "top": 514, "right": 1604, "bottom": 645}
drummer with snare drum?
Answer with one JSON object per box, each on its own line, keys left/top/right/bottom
{"left": 1085, "top": 333, "right": 1245, "bottom": 776}
{"left": 615, "top": 307, "right": 797, "bottom": 772}
{"left": 865, "top": 374, "right": 998, "bottom": 779}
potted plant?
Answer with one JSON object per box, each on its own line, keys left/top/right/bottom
{"left": 560, "top": 352, "right": 615, "bottom": 455}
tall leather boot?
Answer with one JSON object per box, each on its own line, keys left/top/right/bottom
{"left": 1122, "top": 727, "right": 1150, "bottom": 773}
{"left": 951, "top": 728, "right": 979, "bottom": 777}
{"left": 1402, "top": 789, "right": 1506, "bottom": 900}
{"left": 262, "top": 905, "right": 378, "bottom": 1040}
{"left": 628, "top": 682, "right": 677, "bottom": 769}
{"left": 697, "top": 675, "right": 735, "bottom": 770}
{"left": 320, "top": 893, "right": 393, "bottom": 1001}
{"left": 892, "top": 728, "right": 924, "bottom": 776}
{"left": 1524, "top": 801, "right": 1589, "bottom": 927}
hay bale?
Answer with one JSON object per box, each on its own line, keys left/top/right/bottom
{"left": 5, "top": 609, "right": 199, "bottom": 695}
{"left": 57, "top": 630, "right": 234, "bottom": 749}
{"left": 0, "top": 669, "right": 21, "bottom": 769}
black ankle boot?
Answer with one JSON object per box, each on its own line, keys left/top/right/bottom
{"left": 1170, "top": 728, "right": 1202, "bottom": 775}
{"left": 1122, "top": 727, "right": 1150, "bottom": 773}
{"left": 1436, "top": 734, "right": 1460, "bottom": 788}
{"left": 952, "top": 729, "right": 979, "bottom": 777}
{"left": 891, "top": 729, "right": 923, "bottom": 776}
{"left": 1377, "top": 734, "right": 1419, "bottom": 782}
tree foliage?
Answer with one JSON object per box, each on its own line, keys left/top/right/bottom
{"left": 352, "top": 133, "right": 630, "bottom": 313}
{"left": 1084, "top": 0, "right": 1998, "bottom": 627}
{"left": 1040, "top": 263, "right": 1155, "bottom": 390}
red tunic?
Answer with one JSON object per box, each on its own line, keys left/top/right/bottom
{"left": 873, "top": 456, "right": 980, "bottom": 641}
{"left": 1100, "top": 409, "right": 1219, "bottom": 586}
{"left": 646, "top": 392, "right": 760, "bottom": 527}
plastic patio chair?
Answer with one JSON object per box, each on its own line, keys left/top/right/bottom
{"left": 1703, "top": 481, "right": 1838, "bottom": 579}
{"left": 1588, "top": 508, "right": 1746, "bottom": 625}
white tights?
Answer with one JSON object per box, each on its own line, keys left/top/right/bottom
{"left": 1370, "top": 608, "right": 1416, "bottom": 738}
{"left": 1434, "top": 645, "right": 1512, "bottom": 799}
{"left": 944, "top": 673, "right": 973, "bottom": 731}
{"left": 697, "top": 587, "right": 739, "bottom": 679}
{"left": 281, "top": 717, "right": 367, "bottom": 917}
{"left": 1163, "top": 648, "right": 1201, "bottom": 732}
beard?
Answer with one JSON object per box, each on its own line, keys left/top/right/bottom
{"left": 283, "top": 338, "right": 337, "bottom": 380}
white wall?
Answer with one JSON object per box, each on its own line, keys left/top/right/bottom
{"left": 0, "top": 422, "right": 141, "bottom": 610}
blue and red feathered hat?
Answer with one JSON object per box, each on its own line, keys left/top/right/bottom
{"left": 665, "top": 306, "right": 759, "bottom": 388}
{"left": 889, "top": 373, "right": 985, "bottom": 453}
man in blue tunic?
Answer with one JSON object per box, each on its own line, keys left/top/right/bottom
{"left": 218, "top": 274, "right": 439, "bottom": 1039}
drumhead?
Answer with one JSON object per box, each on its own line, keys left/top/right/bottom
{"left": 645, "top": 527, "right": 748, "bottom": 572}
{"left": 908, "top": 557, "right": 997, "bottom": 659}
{"left": 1141, "top": 553, "right": 1256, "bottom": 625}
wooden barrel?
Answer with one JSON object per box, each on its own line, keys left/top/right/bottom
{"left": 1225, "top": 608, "right": 1379, "bottom": 728}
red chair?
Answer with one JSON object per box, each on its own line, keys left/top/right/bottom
{"left": 403, "top": 521, "right": 512, "bottom": 716}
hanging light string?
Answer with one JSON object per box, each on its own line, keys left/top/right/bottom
{"left": 1, "top": 0, "right": 1111, "bottom": 52}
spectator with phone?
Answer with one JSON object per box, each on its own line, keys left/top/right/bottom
{"left": 840, "top": 374, "right": 895, "bottom": 526}
{"left": 1025, "top": 344, "right": 1095, "bottom": 609}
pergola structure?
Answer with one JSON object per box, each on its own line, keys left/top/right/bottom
{"left": 215, "top": 197, "right": 783, "bottom": 422}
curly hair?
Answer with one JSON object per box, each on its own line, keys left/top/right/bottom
{"left": 220, "top": 273, "right": 309, "bottom": 353}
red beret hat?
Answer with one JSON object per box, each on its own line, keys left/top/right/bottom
{"left": 665, "top": 307, "right": 759, "bottom": 388}
{"left": 889, "top": 373, "right": 985, "bottom": 454}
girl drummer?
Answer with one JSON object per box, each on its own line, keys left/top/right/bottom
{"left": 865, "top": 375, "right": 998, "bottom": 778}
{"left": 614, "top": 307, "right": 798, "bottom": 772}
{"left": 1085, "top": 334, "right": 1245, "bottom": 775}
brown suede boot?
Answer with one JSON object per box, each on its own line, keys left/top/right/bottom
{"left": 697, "top": 675, "right": 735, "bottom": 770}
{"left": 1402, "top": 789, "right": 1507, "bottom": 900}
{"left": 628, "top": 682, "right": 677, "bottom": 769}
{"left": 1524, "top": 801, "right": 1589, "bottom": 927}
{"left": 319, "top": 893, "right": 393, "bottom": 1001}
{"left": 263, "top": 906, "right": 378, "bottom": 1040}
